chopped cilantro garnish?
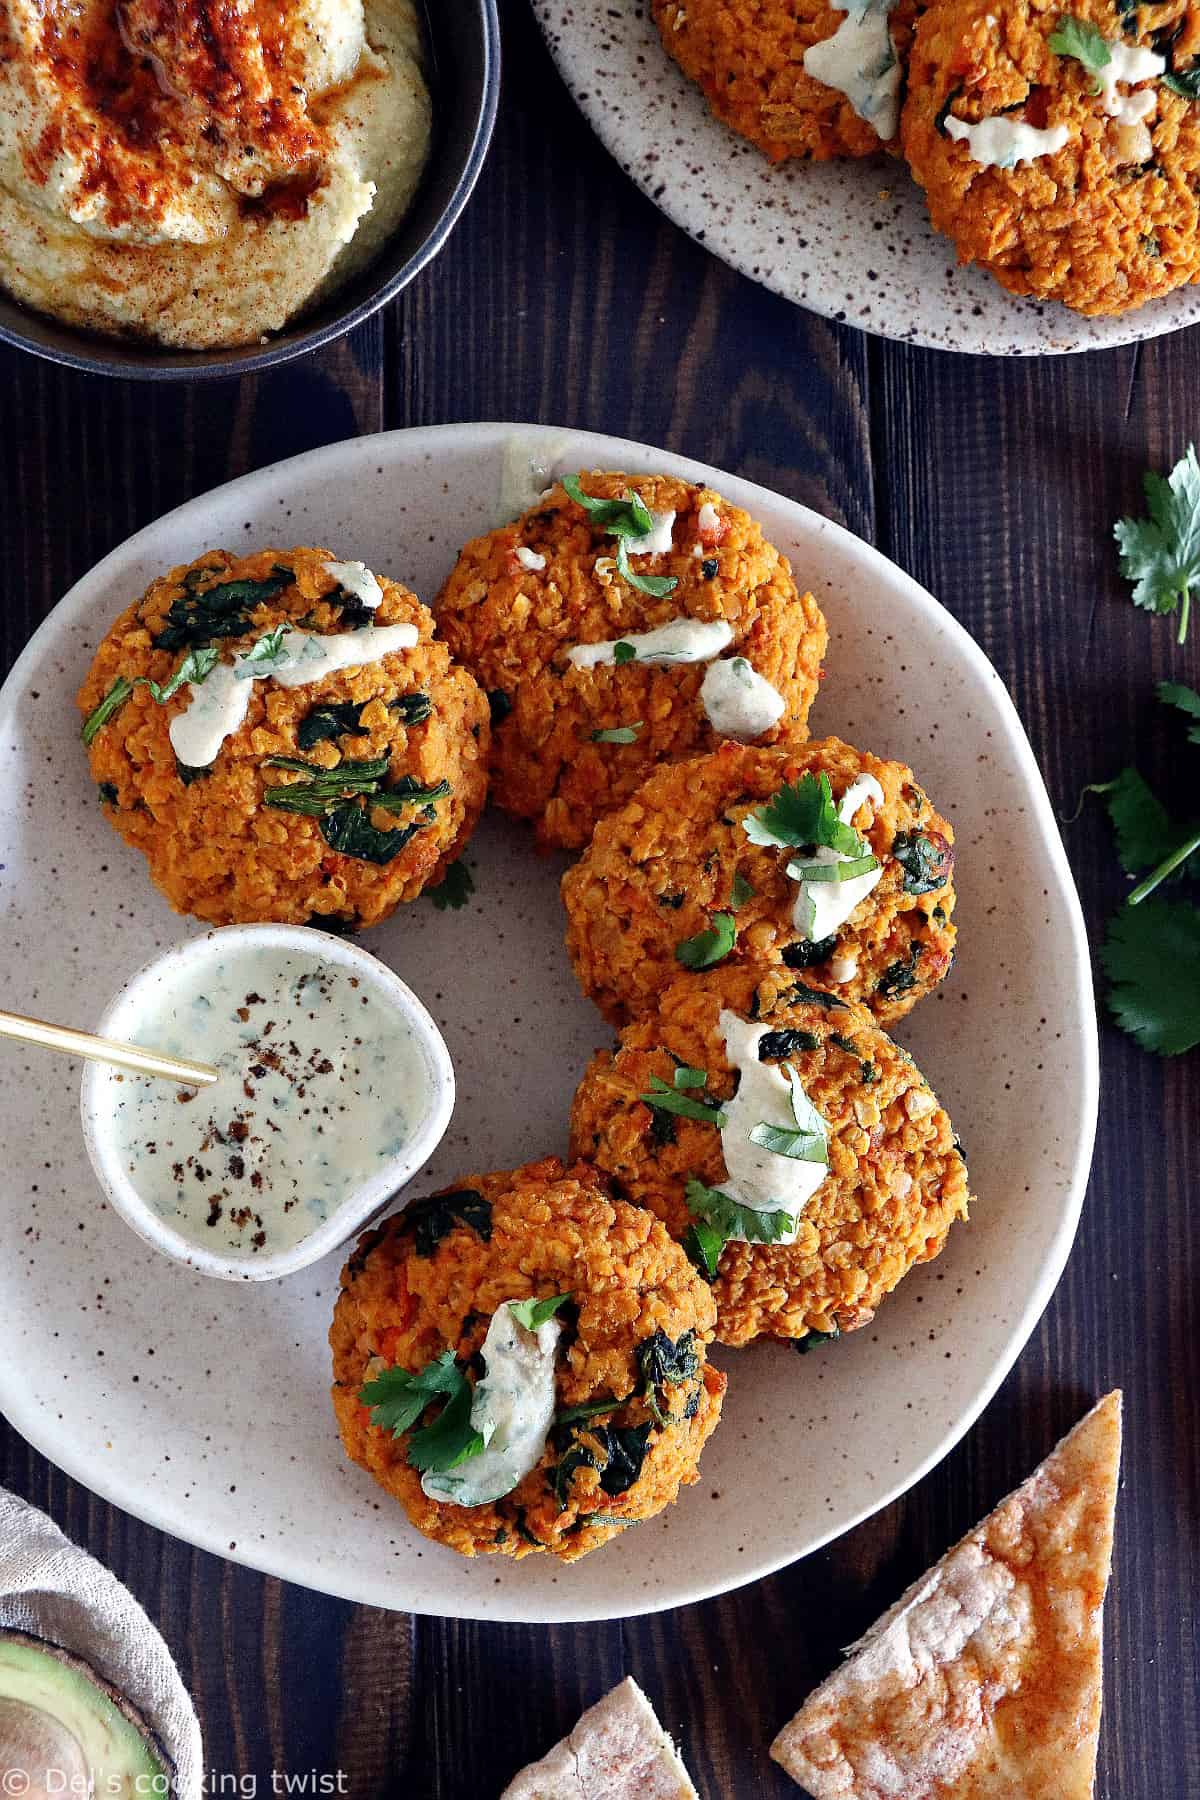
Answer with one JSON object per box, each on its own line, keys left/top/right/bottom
{"left": 613, "top": 640, "right": 638, "bottom": 664}
{"left": 359, "top": 1351, "right": 483, "bottom": 1474}
{"left": 742, "top": 771, "right": 862, "bottom": 855}
{"left": 429, "top": 860, "right": 475, "bottom": 910}
{"left": 730, "top": 872, "right": 755, "bottom": 908}
{"left": 1115, "top": 445, "right": 1200, "bottom": 644}
{"left": 1047, "top": 15, "right": 1112, "bottom": 91}
{"left": 590, "top": 722, "right": 643, "bottom": 743}
{"left": 507, "top": 1293, "right": 572, "bottom": 1331}
{"left": 561, "top": 473, "right": 679, "bottom": 598}
{"left": 684, "top": 1177, "right": 796, "bottom": 1261}
{"left": 236, "top": 624, "right": 289, "bottom": 671}
{"left": 675, "top": 911, "right": 736, "bottom": 969}
{"left": 639, "top": 1072, "right": 727, "bottom": 1127}
{"left": 748, "top": 1067, "right": 828, "bottom": 1164}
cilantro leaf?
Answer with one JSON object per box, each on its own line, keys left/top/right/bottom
{"left": 428, "top": 860, "right": 475, "bottom": 910}
{"left": 1115, "top": 445, "right": 1200, "bottom": 644}
{"left": 683, "top": 1219, "right": 726, "bottom": 1279}
{"left": 675, "top": 911, "right": 737, "bottom": 969}
{"left": 562, "top": 475, "right": 655, "bottom": 537}
{"left": 561, "top": 474, "right": 679, "bottom": 598}
{"left": 615, "top": 535, "right": 678, "bottom": 598}
{"left": 742, "top": 772, "right": 861, "bottom": 855}
{"left": 685, "top": 1177, "right": 796, "bottom": 1252}
{"left": 1158, "top": 680, "right": 1200, "bottom": 744}
{"left": 747, "top": 1066, "right": 829, "bottom": 1164}
{"left": 1079, "top": 767, "right": 1181, "bottom": 876}
{"left": 590, "top": 722, "right": 643, "bottom": 743}
{"left": 360, "top": 1350, "right": 468, "bottom": 1442}
{"left": 639, "top": 1073, "right": 728, "bottom": 1126}
{"left": 1101, "top": 899, "right": 1200, "bottom": 1054}
{"left": 236, "top": 624, "right": 289, "bottom": 672}
{"left": 1047, "top": 15, "right": 1112, "bottom": 90}
{"left": 406, "top": 1377, "right": 485, "bottom": 1475}
{"left": 507, "top": 1293, "right": 572, "bottom": 1331}
{"left": 730, "top": 872, "right": 755, "bottom": 908}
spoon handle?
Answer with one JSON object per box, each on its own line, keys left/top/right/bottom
{"left": 0, "top": 1008, "right": 220, "bottom": 1087}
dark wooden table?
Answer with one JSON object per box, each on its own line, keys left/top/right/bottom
{"left": 2, "top": 5, "right": 1198, "bottom": 1795}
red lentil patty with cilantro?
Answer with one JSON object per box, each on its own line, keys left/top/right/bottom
{"left": 562, "top": 738, "right": 956, "bottom": 1030}
{"left": 903, "top": 0, "right": 1200, "bottom": 315}
{"left": 330, "top": 1157, "right": 725, "bottom": 1560}
{"left": 651, "top": 0, "right": 921, "bottom": 162}
{"left": 569, "top": 964, "right": 971, "bottom": 1348}
{"left": 78, "top": 547, "right": 489, "bottom": 928}
{"left": 434, "top": 472, "right": 827, "bottom": 851}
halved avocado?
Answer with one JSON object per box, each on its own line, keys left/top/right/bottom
{"left": 0, "top": 1629, "right": 173, "bottom": 1800}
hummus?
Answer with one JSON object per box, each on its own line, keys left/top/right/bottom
{"left": 0, "top": 0, "right": 432, "bottom": 348}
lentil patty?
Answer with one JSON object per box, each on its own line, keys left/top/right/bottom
{"left": 330, "top": 1157, "right": 726, "bottom": 1560}
{"left": 79, "top": 546, "right": 489, "bottom": 927}
{"left": 569, "top": 964, "right": 971, "bottom": 1347}
{"left": 434, "top": 472, "right": 826, "bottom": 851}
{"left": 562, "top": 737, "right": 956, "bottom": 1028}
{"left": 651, "top": 0, "right": 920, "bottom": 161}
{"left": 902, "top": 0, "right": 1200, "bottom": 314}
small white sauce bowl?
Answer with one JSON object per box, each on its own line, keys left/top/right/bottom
{"left": 80, "top": 924, "right": 455, "bottom": 1282}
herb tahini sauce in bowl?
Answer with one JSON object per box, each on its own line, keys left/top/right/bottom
{"left": 81, "top": 925, "right": 454, "bottom": 1281}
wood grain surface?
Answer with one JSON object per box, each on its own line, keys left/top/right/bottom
{"left": 2, "top": 4, "right": 1198, "bottom": 1796}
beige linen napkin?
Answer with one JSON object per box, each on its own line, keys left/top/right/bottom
{"left": 0, "top": 1486, "right": 202, "bottom": 1799}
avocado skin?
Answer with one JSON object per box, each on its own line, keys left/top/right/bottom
{"left": 0, "top": 1628, "right": 175, "bottom": 1798}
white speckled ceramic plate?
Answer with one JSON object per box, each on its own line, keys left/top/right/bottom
{"left": 530, "top": 0, "right": 1200, "bottom": 354}
{"left": 0, "top": 424, "right": 1097, "bottom": 1622}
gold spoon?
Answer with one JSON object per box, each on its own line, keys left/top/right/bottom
{"left": 0, "top": 1007, "right": 219, "bottom": 1087}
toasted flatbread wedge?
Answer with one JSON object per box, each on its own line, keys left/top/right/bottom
{"left": 500, "top": 1676, "right": 698, "bottom": 1800}
{"left": 771, "top": 1391, "right": 1122, "bottom": 1800}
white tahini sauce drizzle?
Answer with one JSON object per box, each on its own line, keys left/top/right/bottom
{"left": 790, "top": 772, "right": 886, "bottom": 941}
{"left": 324, "top": 560, "right": 383, "bottom": 610}
{"left": 515, "top": 546, "right": 547, "bottom": 572}
{"left": 421, "top": 1303, "right": 563, "bottom": 1507}
{"left": 168, "top": 623, "right": 418, "bottom": 768}
{"left": 718, "top": 1011, "right": 829, "bottom": 1244}
{"left": 630, "top": 509, "right": 676, "bottom": 556}
{"left": 1097, "top": 42, "right": 1165, "bottom": 124}
{"left": 697, "top": 500, "right": 723, "bottom": 538}
{"left": 700, "top": 656, "right": 786, "bottom": 741}
{"left": 803, "top": 0, "right": 902, "bottom": 141}
{"left": 567, "top": 617, "right": 733, "bottom": 669}
{"left": 944, "top": 113, "right": 1069, "bottom": 167}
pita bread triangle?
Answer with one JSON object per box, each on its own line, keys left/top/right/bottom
{"left": 771, "top": 1391, "right": 1122, "bottom": 1800}
{"left": 501, "top": 1676, "right": 698, "bottom": 1800}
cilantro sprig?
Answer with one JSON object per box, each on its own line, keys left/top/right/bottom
{"left": 640, "top": 1066, "right": 728, "bottom": 1127}
{"left": 507, "top": 1293, "right": 572, "bottom": 1331}
{"left": 562, "top": 473, "right": 679, "bottom": 598}
{"left": 1115, "top": 445, "right": 1200, "bottom": 644}
{"left": 675, "top": 911, "right": 737, "bottom": 969}
{"left": 359, "top": 1352, "right": 484, "bottom": 1474}
{"left": 747, "top": 1067, "right": 829, "bottom": 1164}
{"left": 1047, "top": 15, "right": 1111, "bottom": 91}
{"left": 81, "top": 646, "right": 220, "bottom": 746}
{"left": 742, "top": 771, "right": 864, "bottom": 856}
{"left": 683, "top": 1176, "right": 796, "bottom": 1277}
{"left": 1078, "top": 683, "right": 1200, "bottom": 1054}
{"left": 428, "top": 860, "right": 475, "bottom": 910}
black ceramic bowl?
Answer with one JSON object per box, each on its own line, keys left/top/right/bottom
{"left": 0, "top": 0, "right": 500, "bottom": 381}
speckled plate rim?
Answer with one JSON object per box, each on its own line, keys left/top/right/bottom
{"left": 0, "top": 423, "right": 1099, "bottom": 1621}
{"left": 529, "top": 0, "right": 1200, "bottom": 355}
